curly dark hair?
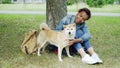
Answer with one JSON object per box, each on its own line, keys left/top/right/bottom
{"left": 78, "top": 8, "right": 91, "bottom": 20}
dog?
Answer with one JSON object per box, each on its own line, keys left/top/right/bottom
{"left": 37, "top": 23, "right": 76, "bottom": 61}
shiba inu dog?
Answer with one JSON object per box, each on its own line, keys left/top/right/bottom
{"left": 37, "top": 23, "right": 76, "bottom": 61}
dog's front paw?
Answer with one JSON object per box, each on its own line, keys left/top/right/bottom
{"left": 59, "top": 59, "right": 63, "bottom": 62}
{"left": 68, "top": 55, "right": 73, "bottom": 58}
{"left": 38, "top": 53, "right": 41, "bottom": 56}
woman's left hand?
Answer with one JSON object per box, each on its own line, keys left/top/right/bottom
{"left": 68, "top": 38, "right": 82, "bottom": 46}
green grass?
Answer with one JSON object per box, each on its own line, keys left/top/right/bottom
{"left": 0, "top": 4, "right": 120, "bottom": 13}
{"left": 87, "top": 16, "right": 120, "bottom": 67}
{"left": 0, "top": 14, "right": 46, "bottom": 68}
{"left": 0, "top": 4, "right": 46, "bottom": 11}
{"left": 0, "top": 14, "right": 120, "bottom": 68}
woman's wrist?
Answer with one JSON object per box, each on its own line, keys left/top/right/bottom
{"left": 75, "top": 38, "right": 82, "bottom": 43}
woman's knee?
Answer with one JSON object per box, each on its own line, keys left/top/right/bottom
{"left": 83, "top": 41, "right": 92, "bottom": 51}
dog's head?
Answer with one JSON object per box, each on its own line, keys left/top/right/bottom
{"left": 63, "top": 23, "right": 76, "bottom": 39}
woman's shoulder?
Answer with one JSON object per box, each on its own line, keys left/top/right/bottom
{"left": 66, "top": 14, "right": 76, "bottom": 17}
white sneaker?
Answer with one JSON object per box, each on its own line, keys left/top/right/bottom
{"left": 91, "top": 53, "right": 103, "bottom": 64}
{"left": 82, "top": 54, "right": 97, "bottom": 65}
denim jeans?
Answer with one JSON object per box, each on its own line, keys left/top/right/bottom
{"left": 73, "top": 30, "right": 92, "bottom": 51}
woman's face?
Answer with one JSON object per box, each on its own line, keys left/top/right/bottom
{"left": 75, "top": 11, "right": 88, "bottom": 24}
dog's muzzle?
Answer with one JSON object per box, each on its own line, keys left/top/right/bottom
{"left": 69, "top": 32, "right": 71, "bottom": 35}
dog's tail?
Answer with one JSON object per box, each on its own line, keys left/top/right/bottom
{"left": 40, "top": 23, "right": 50, "bottom": 30}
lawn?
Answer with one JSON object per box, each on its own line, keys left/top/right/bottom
{"left": 0, "top": 3, "right": 120, "bottom": 13}
{"left": 0, "top": 14, "right": 120, "bottom": 68}
{"left": 0, "top": 4, "right": 46, "bottom": 11}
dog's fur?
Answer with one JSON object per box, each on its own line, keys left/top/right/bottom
{"left": 37, "top": 23, "right": 76, "bottom": 61}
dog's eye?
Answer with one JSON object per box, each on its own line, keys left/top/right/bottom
{"left": 71, "top": 28, "right": 73, "bottom": 30}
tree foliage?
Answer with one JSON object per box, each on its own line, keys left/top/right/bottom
{"left": 85, "top": 0, "right": 114, "bottom": 7}
{"left": 103, "top": 0, "right": 114, "bottom": 4}
{"left": 67, "top": 0, "right": 115, "bottom": 7}
{"left": 2, "top": 0, "right": 11, "bottom": 4}
{"left": 85, "top": 0, "right": 104, "bottom": 8}
{"left": 67, "top": 0, "right": 79, "bottom": 5}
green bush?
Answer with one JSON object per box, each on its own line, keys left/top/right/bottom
{"left": 85, "top": 0, "right": 104, "bottom": 8}
{"left": 2, "top": 0, "right": 11, "bottom": 4}
{"left": 67, "top": 0, "right": 78, "bottom": 6}
{"left": 103, "top": 0, "right": 114, "bottom": 4}
{"left": 67, "top": 1, "right": 74, "bottom": 5}
{"left": 85, "top": 0, "right": 114, "bottom": 8}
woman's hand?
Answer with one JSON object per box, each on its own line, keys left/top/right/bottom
{"left": 68, "top": 38, "right": 82, "bottom": 46}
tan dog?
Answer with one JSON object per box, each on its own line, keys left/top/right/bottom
{"left": 37, "top": 23, "right": 76, "bottom": 61}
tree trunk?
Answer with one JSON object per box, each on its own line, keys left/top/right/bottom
{"left": 46, "top": 0, "right": 67, "bottom": 30}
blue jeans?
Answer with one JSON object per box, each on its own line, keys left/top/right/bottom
{"left": 73, "top": 30, "right": 92, "bottom": 52}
